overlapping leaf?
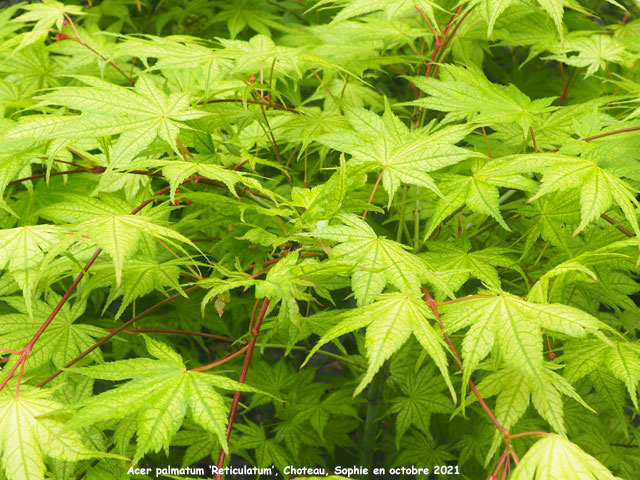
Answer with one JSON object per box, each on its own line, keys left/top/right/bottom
{"left": 440, "top": 293, "right": 610, "bottom": 393}
{"left": 306, "top": 213, "right": 453, "bottom": 305}
{"left": 68, "top": 336, "right": 262, "bottom": 462}
{"left": 303, "top": 293, "right": 454, "bottom": 399}
{"left": 315, "top": 103, "right": 470, "bottom": 204}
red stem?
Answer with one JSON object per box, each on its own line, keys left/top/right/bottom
{"left": 421, "top": 287, "right": 509, "bottom": 438}
{"left": 0, "top": 248, "right": 102, "bottom": 394}
{"left": 362, "top": 170, "right": 384, "bottom": 220}
{"left": 529, "top": 126, "right": 539, "bottom": 153}
{"left": 189, "top": 344, "right": 250, "bottom": 372}
{"left": 215, "top": 298, "right": 271, "bottom": 478}
{"left": 37, "top": 285, "right": 200, "bottom": 387}
{"left": 601, "top": 213, "right": 635, "bottom": 238}
{"left": 425, "top": 4, "right": 464, "bottom": 78}
{"left": 415, "top": 6, "right": 440, "bottom": 42}
{"left": 104, "top": 327, "right": 235, "bottom": 342}
{"left": 60, "top": 15, "right": 133, "bottom": 85}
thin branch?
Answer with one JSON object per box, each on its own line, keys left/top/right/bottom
{"left": 309, "top": 67, "right": 343, "bottom": 115}
{"left": 362, "top": 170, "right": 384, "bottom": 221}
{"left": 103, "top": 327, "right": 235, "bottom": 342}
{"left": 215, "top": 298, "right": 271, "bottom": 478}
{"left": 422, "top": 287, "right": 509, "bottom": 438}
{"left": 189, "top": 345, "right": 250, "bottom": 372}
{"left": 601, "top": 213, "right": 635, "bottom": 237}
{"left": 60, "top": 15, "right": 134, "bottom": 85}
{"left": 529, "top": 126, "right": 539, "bottom": 153}
{"left": 415, "top": 6, "right": 439, "bottom": 42}
{"left": 197, "top": 97, "right": 301, "bottom": 114}
{"left": 37, "top": 285, "right": 199, "bottom": 387}
{"left": 0, "top": 248, "right": 102, "bottom": 395}
{"left": 581, "top": 125, "right": 640, "bottom": 142}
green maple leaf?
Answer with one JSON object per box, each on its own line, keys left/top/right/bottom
{"left": 409, "top": 65, "right": 555, "bottom": 137}
{"left": 562, "top": 339, "right": 640, "bottom": 408}
{"left": 324, "top": 0, "right": 441, "bottom": 30}
{"left": 475, "top": 366, "right": 593, "bottom": 459}
{"left": 234, "top": 422, "right": 290, "bottom": 471}
{"left": 511, "top": 434, "right": 617, "bottom": 480}
{"left": 421, "top": 238, "right": 516, "bottom": 291}
{"left": 303, "top": 293, "right": 454, "bottom": 400}
{"left": 139, "top": 157, "right": 260, "bottom": 204}
{"left": 440, "top": 293, "right": 610, "bottom": 394}
{"left": 211, "top": 0, "right": 283, "bottom": 38}
{"left": 525, "top": 154, "right": 640, "bottom": 237}
{"left": 0, "top": 387, "right": 103, "bottom": 480}
{"left": 307, "top": 213, "right": 453, "bottom": 305}
{"left": 10, "top": 0, "right": 85, "bottom": 50}
{"left": 90, "top": 256, "right": 187, "bottom": 319}
{"left": 0, "top": 225, "right": 71, "bottom": 318}
{"left": 68, "top": 336, "right": 262, "bottom": 462}
{"left": 315, "top": 101, "right": 470, "bottom": 205}
{"left": 419, "top": 151, "right": 550, "bottom": 243}
{"left": 0, "top": 296, "right": 103, "bottom": 373}
{"left": 547, "top": 34, "right": 631, "bottom": 76}
{"left": 38, "top": 194, "right": 196, "bottom": 287}
{"left": 389, "top": 364, "right": 453, "bottom": 448}
{"left": 26, "top": 74, "right": 208, "bottom": 167}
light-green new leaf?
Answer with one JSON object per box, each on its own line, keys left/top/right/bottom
{"left": 0, "top": 388, "right": 102, "bottom": 480}
{"left": 511, "top": 435, "right": 617, "bottom": 480}
{"left": 525, "top": 154, "right": 640, "bottom": 237}
{"left": 30, "top": 75, "right": 208, "bottom": 166}
{"left": 440, "top": 293, "right": 610, "bottom": 394}
{"left": 307, "top": 213, "right": 453, "bottom": 305}
{"left": 38, "top": 195, "right": 196, "bottom": 287}
{"left": 409, "top": 65, "right": 555, "bottom": 137}
{"left": 315, "top": 102, "right": 470, "bottom": 205}
{"left": 303, "top": 293, "right": 455, "bottom": 400}
{"left": 68, "top": 336, "right": 262, "bottom": 462}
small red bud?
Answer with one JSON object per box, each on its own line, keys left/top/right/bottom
{"left": 186, "top": 200, "right": 192, "bottom": 205}
{"left": 548, "top": 352, "right": 556, "bottom": 361}
{"left": 62, "top": 19, "right": 68, "bottom": 25}
{"left": 249, "top": 74, "right": 256, "bottom": 83}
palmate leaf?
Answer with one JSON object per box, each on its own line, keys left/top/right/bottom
{"left": 390, "top": 364, "right": 453, "bottom": 448}
{"left": 10, "top": 0, "right": 85, "bottom": 50}
{"left": 303, "top": 293, "right": 454, "bottom": 400}
{"left": 0, "top": 387, "right": 103, "bottom": 480}
{"left": 68, "top": 336, "right": 262, "bottom": 462}
{"left": 0, "top": 225, "right": 70, "bottom": 318}
{"left": 324, "top": 0, "right": 441, "bottom": 30}
{"left": 21, "top": 75, "right": 208, "bottom": 167}
{"left": 409, "top": 65, "right": 555, "bottom": 137}
{"left": 546, "top": 34, "right": 631, "bottom": 76}
{"left": 38, "top": 195, "right": 196, "bottom": 287}
{"left": 477, "top": 0, "right": 623, "bottom": 38}
{"left": 307, "top": 213, "right": 453, "bottom": 305}
{"left": 315, "top": 101, "right": 470, "bottom": 205}
{"left": 562, "top": 339, "right": 640, "bottom": 408}
{"left": 524, "top": 154, "right": 640, "bottom": 237}
{"left": 475, "top": 366, "right": 593, "bottom": 460}
{"left": 422, "top": 157, "right": 539, "bottom": 238}
{"left": 90, "top": 256, "right": 186, "bottom": 320}
{"left": 0, "top": 296, "right": 103, "bottom": 372}
{"left": 138, "top": 157, "right": 256, "bottom": 203}
{"left": 511, "top": 434, "right": 617, "bottom": 480}
{"left": 440, "top": 293, "right": 610, "bottom": 394}
{"left": 421, "top": 239, "right": 516, "bottom": 291}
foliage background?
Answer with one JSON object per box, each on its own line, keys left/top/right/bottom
{"left": 1, "top": 0, "right": 640, "bottom": 479}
